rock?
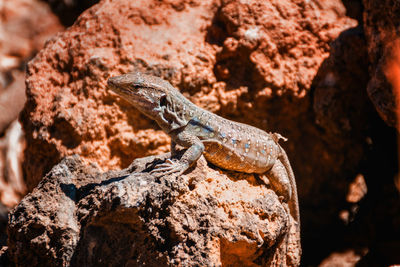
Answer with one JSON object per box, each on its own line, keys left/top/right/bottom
{"left": 313, "top": 26, "right": 372, "bottom": 137}
{"left": 319, "top": 249, "right": 366, "bottom": 267}
{"left": 21, "top": 0, "right": 355, "bottom": 198}
{"left": 0, "top": 203, "right": 9, "bottom": 248}
{"left": 0, "top": 71, "right": 26, "bottom": 134}
{"left": 0, "top": 0, "right": 63, "bottom": 210}
{"left": 363, "top": 0, "right": 400, "bottom": 129}
{"left": 8, "top": 155, "right": 300, "bottom": 266}
{"left": 0, "top": 0, "right": 63, "bottom": 133}
{"left": 0, "top": 0, "right": 63, "bottom": 65}
{"left": 0, "top": 121, "right": 26, "bottom": 207}
{"left": 21, "top": 0, "right": 368, "bottom": 264}
{"left": 346, "top": 174, "right": 367, "bottom": 204}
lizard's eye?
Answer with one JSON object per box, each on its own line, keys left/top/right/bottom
{"left": 160, "top": 95, "right": 167, "bottom": 107}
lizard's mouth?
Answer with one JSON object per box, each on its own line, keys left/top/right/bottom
{"left": 107, "top": 77, "right": 122, "bottom": 91}
{"left": 107, "top": 76, "right": 161, "bottom": 112}
{"left": 107, "top": 77, "right": 133, "bottom": 97}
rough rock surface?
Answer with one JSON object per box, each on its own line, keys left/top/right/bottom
{"left": 21, "top": 0, "right": 355, "bottom": 195}
{"left": 20, "top": 0, "right": 370, "bottom": 264}
{"left": 8, "top": 155, "right": 300, "bottom": 266}
{"left": 363, "top": 0, "right": 400, "bottom": 129}
{"left": 18, "top": 0, "right": 400, "bottom": 265}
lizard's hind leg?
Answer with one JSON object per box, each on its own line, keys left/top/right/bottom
{"left": 265, "top": 161, "right": 292, "bottom": 203}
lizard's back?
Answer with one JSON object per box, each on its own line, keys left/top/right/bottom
{"left": 185, "top": 108, "right": 280, "bottom": 174}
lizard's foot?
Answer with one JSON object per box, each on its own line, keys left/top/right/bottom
{"left": 150, "top": 159, "right": 189, "bottom": 177}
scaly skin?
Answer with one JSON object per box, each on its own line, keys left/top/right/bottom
{"left": 107, "top": 72, "right": 300, "bottom": 230}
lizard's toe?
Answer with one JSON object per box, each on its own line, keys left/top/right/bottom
{"left": 150, "top": 160, "right": 188, "bottom": 178}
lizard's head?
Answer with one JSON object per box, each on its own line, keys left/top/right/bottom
{"left": 107, "top": 72, "right": 177, "bottom": 117}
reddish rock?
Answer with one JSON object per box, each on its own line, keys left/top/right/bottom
{"left": 21, "top": 0, "right": 355, "bottom": 194}
{"left": 8, "top": 155, "right": 300, "bottom": 266}
{"left": 0, "top": 0, "right": 63, "bottom": 133}
{"left": 0, "top": 0, "right": 62, "bottom": 64}
{"left": 363, "top": 0, "right": 400, "bottom": 129}
{"left": 319, "top": 249, "right": 366, "bottom": 267}
{"left": 349, "top": 2, "right": 400, "bottom": 261}
{"left": 24, "top": 0, "right": 399, "bottom": 265}
{"left": 346, "top": 174, "right": 367, "bottom": 204}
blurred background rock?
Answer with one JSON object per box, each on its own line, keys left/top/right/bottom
{"left": 0, "top": 0, "right": 94, "bottom": 249}
{"left": 0, "top": 0, "right": 399, "bottom": 266}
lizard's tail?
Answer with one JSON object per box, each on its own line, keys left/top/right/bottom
{"left": 279, "top": 146, "right": 300, "bottom": 228}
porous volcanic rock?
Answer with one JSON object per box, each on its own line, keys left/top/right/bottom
{"left": 21, "top": 0, "right": 370, "bottom": 264}
{"left": 8, "top": 155, "right": 300, "bottom": 266}
{"left": 21, "top": 0, "right": 355, "bottom": 194}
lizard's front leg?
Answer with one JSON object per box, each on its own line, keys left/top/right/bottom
{"left": 150, "top": 131, "right": 204, "bottom": 177}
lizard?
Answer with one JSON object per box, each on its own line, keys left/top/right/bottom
{"left": 107, "top": 72, "right": 300, "bottom": 231}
